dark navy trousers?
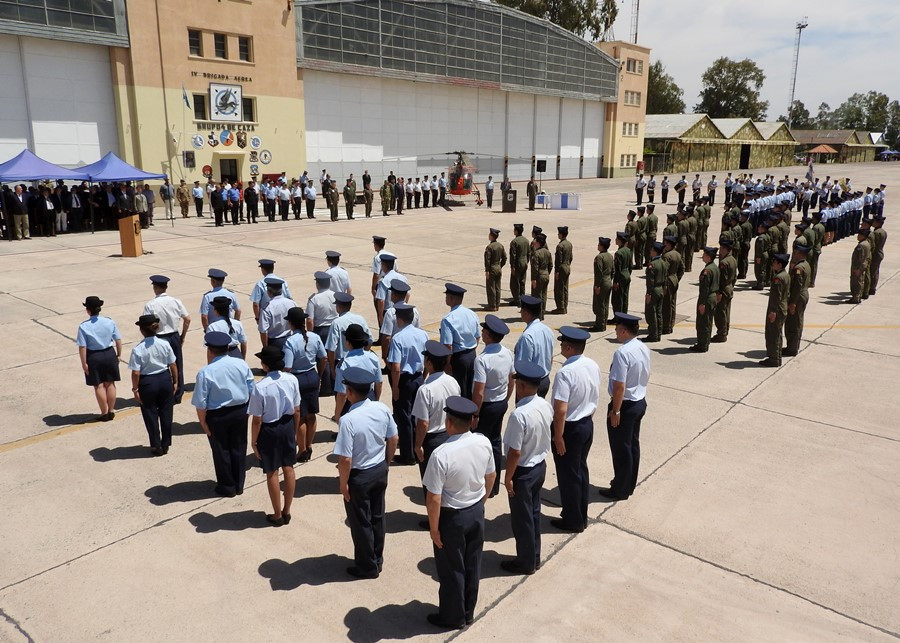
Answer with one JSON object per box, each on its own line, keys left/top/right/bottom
{"left": 508, "top": 460, "right": 546, "bottom": 571}
{"left": 206, "top": 402, "right": 249, "bottom": 494}
{"left": 392, "top": 371, "right": 422, "bottom": 460}
{"left": 607, "top": 399, "right": 646, "bottom": 498}
{"left": 474, "top": 399, "right": 508, "bottom": 496}
{"left": 157, "top": 332, "right": 183, "bottom": 402}
{"left": 138, "top": 371, "right": 174, "bottom": 449}
{"left": 345, "top": 461, "right": 388, "bottom": 574}
{"left": 434, "top": 502, "right": 484, "bottom": 626}
{"left": 552, "top": 415, "right": 594, "bottom": 529}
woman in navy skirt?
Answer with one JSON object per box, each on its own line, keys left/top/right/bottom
{"left": 76, "top": 296, "right": 122, "bottom": 421}
{"left": 249, "top": 346, "right": 301, "bottom": 526}
{"left": 282, "top": 307, "right": 326, "bottom": 462}
{"left": 129, "top": 314, "right": 178, "bottom": 456}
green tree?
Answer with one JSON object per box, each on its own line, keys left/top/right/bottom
{"left": 833, "top": 91, "right": 891, "bottom": 131}
{"left": 647, "top": 60, "right": 686, "bottom": 114}
{"left": 496, "top": 0, "right": 618, "bottom": 41}
{"left": 693, "top": 57, "right": 769, "bottom": 120}
{"left": 813, "top": 102, "right": 835, "bottom": 129}
{"left": 777, "top": 100, "right": 811, "bottom": 128}
{"left": 885, "top": 100, "right": 900, "bottom": 150}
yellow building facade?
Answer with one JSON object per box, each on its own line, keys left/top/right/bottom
{"left": 596, "top": 41, "right": 650, "bottom": 178}
{"left": 110, "top": 0, "right": 305, "bottom": 184}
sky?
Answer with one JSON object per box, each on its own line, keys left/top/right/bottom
{"left": 607, "top": 0, "right": 900, "bottom": 120}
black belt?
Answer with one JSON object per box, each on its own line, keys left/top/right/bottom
{"left": 262, "top": 413, "right": 294, "bottom": 429}
{"left": 86, "top": 347, "right": 114, "bottom": 354}
{"left": 621, "top": 398, "right": 645, "bottom": 408}
{"left": 453, "top": 347, "right": 475, "bottom": 355}
{"left": 157, "top": 331, "right": 178, "bottom": 337}
{"left": 400, "top": 371, "right": 422, "bottom": 380}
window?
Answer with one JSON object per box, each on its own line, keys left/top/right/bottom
{"left": 620, "top": 154, "right": 637, "bottom": 169}
{"left": 238, "top": 36, "right": 252, "bottom": 62}
{"left": 624, "top": 91, "right": 642, "bottom": 106}
{"left": 214, "top": 33, "right": 227, "bottom": 59}
{"left": 621, "top": 123, "right": 639, "bottom": 137}
{"left": 625, "top": 58, "right": 643, "bottom": 74}
{"left": 193, "top": 94, "right": 207, "bottom": 120}
{"left": 188, "top": 29, "right": 203, "bottom": 56}
{"left": 241, "top": 97, "right": 255, "bottom": 122}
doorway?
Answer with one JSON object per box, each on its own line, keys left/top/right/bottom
{"left": 219, "top": 158, "right": 239, "bottom": 183}
{"left": 739, "top": 145, "right": 751, "bottom": 170}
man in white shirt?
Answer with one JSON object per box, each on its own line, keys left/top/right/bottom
{"left": 599, "top": 313, "right": 650, "bottom": 501}
{"left": 634, "top": 174, "right": 646, "bottom": 205}
{"left": 325, "top": 250, "right": 352, "bottom": 294}
{"left": 500, "top": 361, "right": 552, "bottom": 575}
{"left": 485, "top": 175, "right": 494, "bottom": 208}
{"left": 707, "top": 175, "right": 718, "bottom": 207}
{"left": 303, "top": 182, "right": 317, "bottom": 219}
{"left": 307, "top": 271, "right": 338, "bottom": 394}
{"left": 423, "top": 396, "right": 494, "bottom": 630}
{"left": 691, "top": 174, "right": 703, "bottom": 202}
{"left": 259, "top": 277, "right": 296, "bottom": 350}
{"left": 413, "top": 341, "right": 460, "bottom": 482}
{"left": 413, "top": 177, "right": 422, "bottom": 208}
{"left": 471, "top": 315, "right": 514, "bottom": 497}
{"left": 422, "top": 176, "right": 432, "bottom": 208}
{"left": 144, "top": 275, "right": 191, "bottom": 403}
{"left": 549, "top": 326, "right": 602, "bottom": 533}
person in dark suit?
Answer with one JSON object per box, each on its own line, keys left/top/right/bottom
{"left": 210, "top": 184, "right": 226, "bottom": 227}
{"left": 244, "top": 181, "right": 259, "bottom": 224}
{"left": 4, "top": 184, "right": 30, "bottom": 240}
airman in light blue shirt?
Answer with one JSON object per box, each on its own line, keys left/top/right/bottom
{"left": 334, "top": 398, "right": 398, "bottom": 470}
{"left": 283, "top": 330, "right": 326, "bottom": 373}
{"left": 128, "top": 336, "right": 176, "bottom": 375}
{"left": 77, "top": 315, "right": 122, "bottom": 350}
{"left": 192, "top": 353, "right": 255, "bottom": 410}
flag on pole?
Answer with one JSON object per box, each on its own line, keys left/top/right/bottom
{"left": 805, "top": 159, "right": 814, "bottom": 182}
{"left": 182, "top": 85, "right": 191, "bottom": 109}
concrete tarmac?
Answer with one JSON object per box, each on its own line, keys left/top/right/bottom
{"left": 0, "top": 163, "right": 897, "bottom": 641}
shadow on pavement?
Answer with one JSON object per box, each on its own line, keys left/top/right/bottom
{"left": 650, "top": 346, "right": 690, "bottom": 356}
{"left": 384, "top": 508, "right": 424, "bottom": 534}
{"left": 258, "top": 553, "right": 355, "bottom": 590}
{"left": 415, "top": 557, "right": 438, "bottom": 582}
{"left": 343, "top": 600, "right": 438, "bottom": 642}
{"left": 44, "top": 412, "right": 100, "bottom": 427}
{"left": 402, "top": 485, "right": 424, "bottom": 506}
{"left": 145, "top": 480, "right": 215, "bottom": 505}
{"left": 296, "top": 475, "right": 339, "bottom": 497}
{"left": 739, "top": 349, "right": 768, "bottom": 359}
{"left": 715, "top": 360, "right": 762, "bottom": 370}
{"left": 189, "top": 510, "right": 270, "bottom": 533}
{"left": 89, "top": 445, "right": 149, "bottom": 462}
{"left": 172, "top": 421, "right": 203, "bottom": 436}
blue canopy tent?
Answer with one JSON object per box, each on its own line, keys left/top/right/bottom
{"left": 76, "top": 152, "right": 167, "bottom": 233}
{"left": 0, "top": 150, "right": 89, "bottom": 240}
{"left": 0, "top": 149, "right": 89, "bottom": 182}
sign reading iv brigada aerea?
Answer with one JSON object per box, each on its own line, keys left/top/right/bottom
{"left": 209, "top": 83, "right": 242, "bottom": 122}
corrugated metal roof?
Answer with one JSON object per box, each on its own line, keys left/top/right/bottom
{"left": 710, "top": 118, "right": 752, "bottom": 138}
{"left": 644, "top": 114, "right": 707, "bottom": 139}
{"left": 790, "top": 130, "right": 857, "bottom": 145}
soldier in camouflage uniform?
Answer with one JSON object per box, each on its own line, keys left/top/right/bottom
{"left": 849, "top": 228, "right": 872, "bottom": 304}
{"left": 644, "top": 203, "right": 659, "bottom": 267}
{"left": 712, "top": 237, "right": 737, "bottom": 343}
{"left": 530, "top": 233, "right": 553, "bottom": 318}
{"left": 661, "top": 235, "right": 684, "bottom": 335}
{"left": 644, "top": 241, "right": 667, "bottom": 342}
{"left": 484, "top": 228, "right": 507, "bottom": 312}
{"left": 634, "top": 207, "right": 647, "bottom": 269}
{"left": 869, "top": 213, "right": 887, "bottom": 295}
{"left": 552, "top": 226, "right": 573, "bottom": 314}
{"left": 761, "top": 253, "right": 790, "bottom": 367}
{"left": 592, "top": 236, "right": 614, "bottom": 331}
{"left": 753, "top": 220, "right": 771, "bottom": 290}
{"left": 611, "top": 231, "right": 632, "bottom": 317}
{"left": 783, "top": 243, "right": 810, "bottom": 357}
{"left": 509, "top": 223, "right": 530, "bottom": 306}
{"left": 690, "top": 246, "right": 719, "bottom": 353}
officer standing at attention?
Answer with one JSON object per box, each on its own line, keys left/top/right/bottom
{"left": 549, "top": 326, "right": 601, "bottom": 533}
{"left": 192, "top": 331, "right": 255, "bottom": 497}
{"left": 325, "top": 251, "right": 352, "bottom": 295}
{"left": 485, "top": 175, "right": 494, "bottom": 209}
{"left": 661, "top": 236, "right": 684, "bottom": 336}
{"left": 514, "top": 295, "right": 554, "bottom": 398}
{"left": 633, "top": 208, "right": 647, "bottom": 269}
{"left": 334, "top": 367, "right": 399, "bottom": 579}
{"left": 500, "top": 361, "right": 552, "bottom": 575}
{"left": 192, "top": 180, "right": 205, "bottom": 217}
{"left": 530, "top": 233, "right": 553, "bottom": 318}
{"left": 303, "top": 180, "right": 316, "bottom": 219}
{"left": 249, "top": 345, "right": 300, "bottom": 527}
{"left": 592, "top": 236, "right": 614, "bottom": 332}
{"left": 761, "top": 254, "right": 790, "bottom": 367}
{"left": 707, "top": 175, "right": 718, "bottom": 207}
{"left": 471, "top": 314, "right": 515, "bottom": 497}
{"left": 282, "top": 307, "right": 325, "bottom": 463}
{"left": 343, "top": 179, "right": 356, "bottom": 220}
{"left": 386, "top": 302, "right": 428, "bottom": 466}
{"left": 612, "top": 232, "right": 632, "bottom": 317}
{"left": 624, "top": 210, "right": 638, "bottom": 254}
{"left": 509, "top": 224, "right": 529, "bottom": 306}
{"left": 143, "top": 275, "right": 190, "bottom": 403}
{"left": 484, "top": 228, "right": 507, "bottom": 312}
{"left": 526, "top": 177, "right": 538, "bottom": 211}
{"left": 675, "top": 175, "right": 687, "bottom": 205}
{"left": 644, "top": 203, "right": 659, "bottom": 266}
{"left": 413, "top": 341, "right": 460, "bottom": 484}
{"left": 644, "top": 242, "right": 666, "bottom": 343}
{"left": 738, "top": 210, "right": 753, "bottom": 279}
{"left": 129, "top": 314, "right": 177, "bottom": 456}
{"left": 375, "top": 253, "right": 407, "bottom": 329}
{"left": 333, "top": 324, "right": 383, "bottom": 424}
{"left": 869, "top": 214, "right": 887, "bottom": 296}
{"left": 552, "top": 226, "right": 573, "bottom": 314}
{"left": 423, "top": 396, "right": 495, "bottom": 631}
{"left": 200, "top": 269, "right": 241, "bottom": 332}
{"left": 783, "top": 243, "right": 810, "bottom": 357}
{"left": 371, "top": 236, "right": 391, "bottom": 304}
{"left": 380, "top": 180, "right": 392, "bottom": 217}
{"left": 849, "top": 228, "right": 872, "bottom": 304}
{"left": 327, "top": 293, "right": 372, "bottom": 383}
{"left": 711, "top": 238, "right": 737, "bottom": 344}
{"left": 662, "top": 211, "right": 677, "bottom": 240}
{"left": 599, "top": 313, "right": 650, "bottom": 501}
{"left": 692, "top": 174, "right": 703, "bottom": 202}
{"left": 660, "top": 175, "right": 670, "bottom": 204}
{"left": 259, "top": 277, "right": 296, "bottom": 350}
{"left": 440, "top": 283, "right": 480, "bottom": 399}
{"left": 306, "top": 271, "right": 338, "bottom": 394}
{"left": 77, "top": 296, "right": 122, "bottom": 422}
{"left": 251, "top": 261, "right": 292, "bottom": 344}
{"left": 207, "top": 297, "right": 248, "bottom": 359}
{"left": 379, "top": 281, "right": 418, "bottom": 359}
{"left": 635, "top": 173, "right": 646, "bottom": 205}
{"left": 647, "top": 175, "right": 656, "bottom": 203}
{"left": 363, "top": 172, "right": 374, "bottom": 218}
{"left": 690, "top": 247, "right": 719, "bottom": 353}
{"left": 753, "top": 221, "right": 771, "bottom": 290}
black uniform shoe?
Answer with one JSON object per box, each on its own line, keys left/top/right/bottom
{"left": 549, "top": 518, "right": 584, "bottom": 533}
{"left": 781, "top": 350, "right": 798, "bottom": 357}
{"left": 346, "top": 566, "right": 379, "bottom": 579}
{"left": 688, "top": 345, "right": 708, "bottom": 353}
{"left": 710, "top": 335, "right": 727, "bottom": 343}
{"left": 597, "top": 487, "right": 627, "bottom": 501}
{"left": 426, "top": 614, "right": 465, "bottom": 630}
{"left": 757, "top": 359, "right": 780, "bottom": 368}
{"left": 499, "top": 560, "right": 535, "bottom": 575}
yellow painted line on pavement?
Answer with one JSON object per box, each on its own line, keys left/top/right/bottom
{"left": 0, "top": 407, "right": 143, "bottom": 455}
